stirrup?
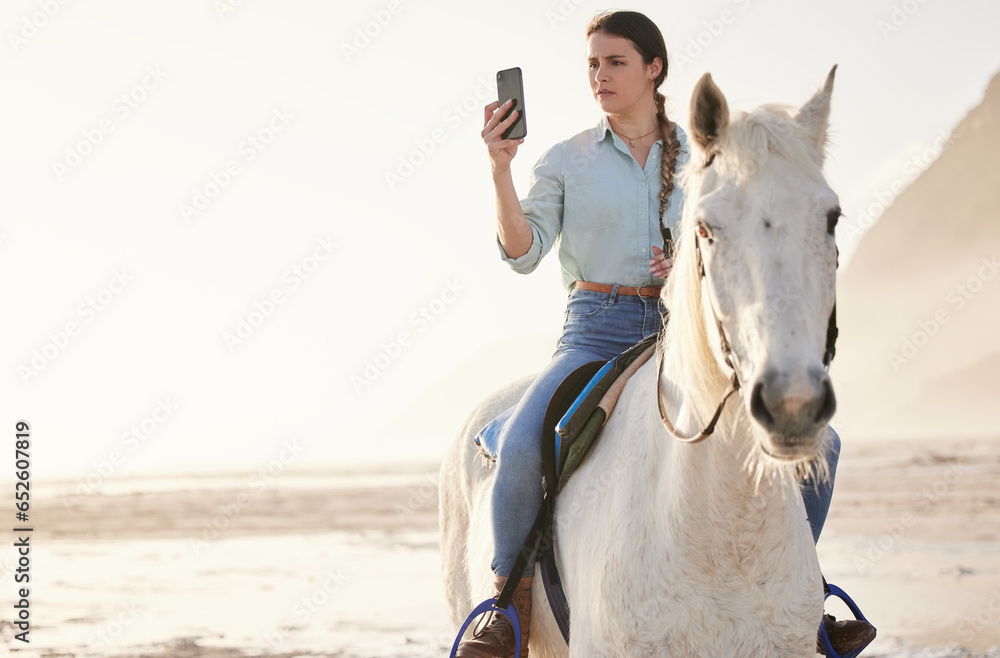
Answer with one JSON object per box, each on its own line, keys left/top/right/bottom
{"left": 449, "top": 597, "right": 522, "bottom": 658}
{"left": 817, "top": 582, "right": 876, "bottom": 658}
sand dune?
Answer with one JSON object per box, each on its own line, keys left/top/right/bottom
{"left": 834, "top": 71, "right": 1000, "bottom": 438}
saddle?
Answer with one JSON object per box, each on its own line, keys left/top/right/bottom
{"left": 474, "top": 333, "right": 658, "bottom": 493}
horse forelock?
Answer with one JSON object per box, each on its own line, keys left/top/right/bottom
{"left": 712, "top": 106, "right": 827, "bottom": 184}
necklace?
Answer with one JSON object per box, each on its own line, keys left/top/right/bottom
{"left": 615, "top": 127, "right": 658, "bottom": 147}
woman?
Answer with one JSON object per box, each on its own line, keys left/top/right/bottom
{"left": 459, "top": 10, "right": 872, "bottom": 657}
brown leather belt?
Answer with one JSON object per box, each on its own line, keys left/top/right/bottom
{"left": 573, "top": 281, "right": 662, "bottom": 298}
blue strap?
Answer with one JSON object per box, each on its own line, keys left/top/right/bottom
{"left": 553, "top": 358, "right": 616, "bottom": 463}
{"left": 449, "top": 597, "right": 522, "bottom": 658}
{"left": 817, "top": 582, "right": 876, "bottom": 658}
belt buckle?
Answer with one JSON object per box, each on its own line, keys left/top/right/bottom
{"left": 637, "top": 286, "right": 658, "bottom": 298}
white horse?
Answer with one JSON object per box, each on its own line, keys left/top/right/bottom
{"left": 440, "top": 68, "right": 841, "bottom": 657}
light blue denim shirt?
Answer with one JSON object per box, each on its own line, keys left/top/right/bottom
{"left": 499, "top": 115, "right": 690, "bottom": 290}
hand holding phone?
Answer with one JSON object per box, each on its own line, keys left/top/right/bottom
{"left": 496, "top": 67, "right": 527, "bottom": 140}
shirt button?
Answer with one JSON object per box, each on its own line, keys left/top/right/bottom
{"left": 642, "top": 248, "right": 647, "bottom": 253}
{"left": 640, "top": 180, "right": 647, "bottom": 186}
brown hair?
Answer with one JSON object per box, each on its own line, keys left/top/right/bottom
{"left": 587, "top": 11, "right": 682, "bottom": 225}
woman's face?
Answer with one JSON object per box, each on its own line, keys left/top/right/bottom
{"left": 587, "top": 32, "right": 661, "bottom": 116}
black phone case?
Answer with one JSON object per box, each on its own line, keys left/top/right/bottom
{"left": 497, "top": 67, "right": 527, "bottom": 140}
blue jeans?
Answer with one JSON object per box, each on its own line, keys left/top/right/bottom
{"left": 803, "top": 427, "right": 840, "bottom": 544}
{"left": 490, "top": 287, "right": 838, "bottom": 577}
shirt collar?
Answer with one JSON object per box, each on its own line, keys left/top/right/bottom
{"left": 597, "top": 114, "right": 615, "bottom": 143}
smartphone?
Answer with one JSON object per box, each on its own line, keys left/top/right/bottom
{"left": 496, "top": 67, "right": 527, "bottom": 140}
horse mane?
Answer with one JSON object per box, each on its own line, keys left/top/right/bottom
{"left": 660, "top": 210, "right": 728, "bottom": 426}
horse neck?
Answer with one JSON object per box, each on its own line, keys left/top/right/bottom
{"left": 654, "top": 341, "right": 809, "bottom": 573}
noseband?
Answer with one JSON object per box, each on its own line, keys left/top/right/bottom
{"left": 655, "top": 229, "right": 838, "bottom": 444}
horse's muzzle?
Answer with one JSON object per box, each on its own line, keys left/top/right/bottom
{"left": 749, "top": 366, "right": 836, "bottom": 455}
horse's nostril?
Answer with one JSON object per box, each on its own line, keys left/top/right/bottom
{"left": 749, "top": 381, "right": 775, "bottom": 429}
{"left": 814, "top": 378, "right": 837, "bottom": 425}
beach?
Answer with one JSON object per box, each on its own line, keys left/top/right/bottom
{"left": 10, "top": 436, "right": 1000, "bottom": 657}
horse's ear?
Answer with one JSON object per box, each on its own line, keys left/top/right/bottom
{"left": 797, "top": 65, "right": 837, "bottom": 161}
{"left": 690, "top": 73, "right": 729, "bottom": 152}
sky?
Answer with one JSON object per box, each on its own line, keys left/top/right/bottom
{"left": 2, "top": 0, "right": 1000, "bottom": 482}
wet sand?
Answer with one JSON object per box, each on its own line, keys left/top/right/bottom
{"left": 12, "top": 437, "right": 1000, "bottom": 656}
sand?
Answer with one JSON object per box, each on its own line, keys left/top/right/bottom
{"left": 9, "top": 437, "right": 1000, "bottom": 657}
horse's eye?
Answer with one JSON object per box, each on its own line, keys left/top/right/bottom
{"left": 696, "top": 224, "right": 713, "bottom": 242}
{"left": 826, "top": 207, "right": 841, "bottom": 235}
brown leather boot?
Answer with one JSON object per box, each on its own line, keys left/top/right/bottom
{"left": 455, "top": 575, "right": 532, "bottom": 658}
{"left": 817, "top": 614, "right": 877, "bottom": 655}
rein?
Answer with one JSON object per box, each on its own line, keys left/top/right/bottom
{"left": 655, "top": 233, "right": 744, "bottom": 443}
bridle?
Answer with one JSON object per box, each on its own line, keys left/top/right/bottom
{"left": 655, "top": 225, "right": 839, "bottom": 444}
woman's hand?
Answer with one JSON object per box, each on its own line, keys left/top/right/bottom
{"left": 650, "top": 245, "right": 674, "bottom": 279}
{"left": 482, "top": 99, "right": 524, "bottom": 177}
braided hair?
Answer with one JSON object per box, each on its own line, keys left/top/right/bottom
{"left": 587, "top": 11, "right": 681, "bottom": 233}
{"left": 654, "top": 92, "right": 682, "bottom": 228}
